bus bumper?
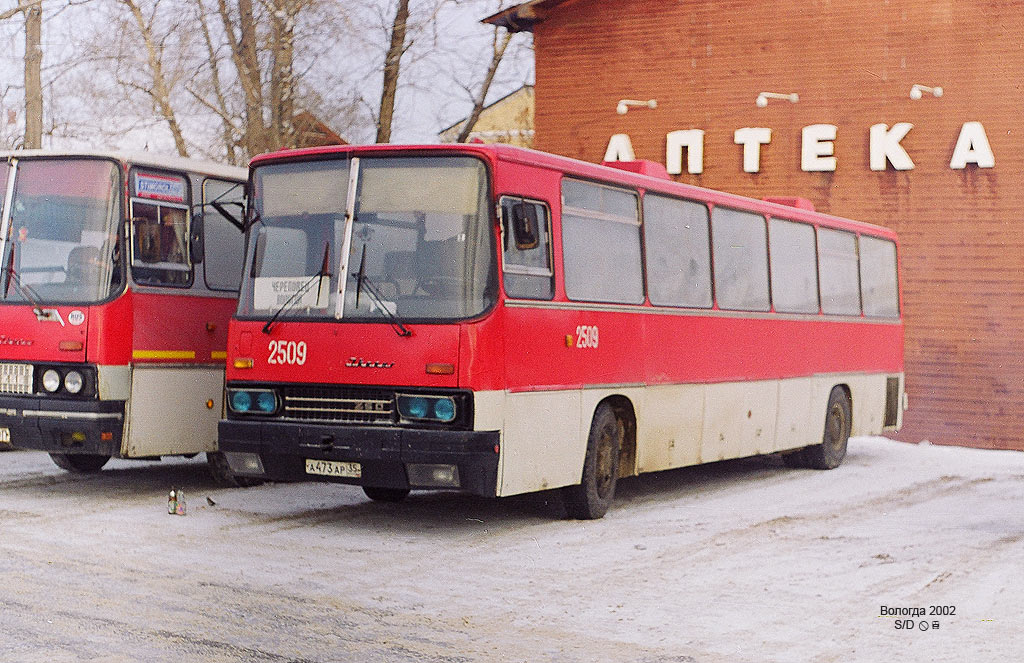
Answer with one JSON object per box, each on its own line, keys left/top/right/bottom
{"left": 0, "top": 396, "right": 125, "bottom": 457}
{"left": 218, "top": 420, "right": 501, "bottom": 497}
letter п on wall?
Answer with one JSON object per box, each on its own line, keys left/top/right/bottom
{"left": 666, "top": 129, "right": 705, "bottom": 175}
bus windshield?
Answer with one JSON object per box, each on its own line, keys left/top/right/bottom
{"left": 239, "top": 155, "right": 496, "bottom": 322}
{"left": 1, "top": 159, "right": 122, "bottom": 305}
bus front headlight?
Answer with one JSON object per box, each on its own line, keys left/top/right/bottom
{"left": 64, "top": 371, "right": 84, "bottom": 394}
{"left": 42, "top": 369, "right": 61, "bottom": 393}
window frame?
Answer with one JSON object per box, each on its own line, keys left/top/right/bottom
{"left": 201, "top": 176, "right": 246, "bottom": 293}
{"left": 710, "top": 205, "right": 771, "bottom": 312}
{"left": 128, "top": 168, "right": 194, "bottom": 289}
{"left": 641, "top": 191, "right": 714, "bottom": 309}
{"left": 817, "top": 226, "right": 862, "bottom": 317}
{"left": 560, "top": 177, "right": 644, "bottom": 305}
{"left": 858, "top": 234, "right": 901, "bottom": 319}
{"left": 768, "top": 216, "right": 821, "bottom": 315}
{"left": 499, "top": 194, "right": 555, "bottom": 300}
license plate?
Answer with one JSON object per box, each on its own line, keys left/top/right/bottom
{"left": 305, "top": 458, "right": 361, "bottom": 479}
{"left": 0, "top": 427, "right": 10, "bottom": 445}
{"left": 0, "top": 363, "right": 33, "bottom": 395}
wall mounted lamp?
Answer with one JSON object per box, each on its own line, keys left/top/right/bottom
{"left": 616, "top": 99, "right": 658, "bottom": 115}
{"left": 910, "top": 84, "right": 943, "bottom": 100}
{"left": 756, "top": 92, "right": 799, "bottom": 107}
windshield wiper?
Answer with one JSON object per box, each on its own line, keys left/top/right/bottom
{"left": 205, "top": 182, "right": 246, "bottom": 231}
{"left": 261, "top": 242, "right": 331, "bottom": 335}
{"left": 3, "top": 243, "right": 51, "bottom": 318}
{"left": 352, "top": 243, "right": 411, "bottom": 337}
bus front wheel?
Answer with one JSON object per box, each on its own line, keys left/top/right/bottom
{"left": 206, "top": 452, "right": 264, "bottom": 487}
{"left": 49, "top": 452, "right": 110, "bottom": 473}
{"left": 563, "top": 403, "right": 622, "bottom": 520}
{"left": 800, "top": 387, "right": 851, "bottom": 470}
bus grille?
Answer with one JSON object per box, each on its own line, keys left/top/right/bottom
{"left": 281, "top": 385, "right": 395, "bottom": 424}
{"left": 0, "top": 363, "right": 34, "bottom": 395}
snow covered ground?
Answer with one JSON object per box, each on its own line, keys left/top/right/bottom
{"left": 1, "top": 436, "right": 1022, "bottom": 662}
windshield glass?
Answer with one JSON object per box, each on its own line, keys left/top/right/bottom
{"left": 1, "top": 159, "right": 122, "bottom": 305}
{"left": 238, "top": 155, "right": 496, "bottom": 322}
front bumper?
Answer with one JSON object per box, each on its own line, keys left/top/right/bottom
{"left": 0, "top": 395, "right": 125, "bottom": 456}
{"left": 218, "top": 419, "right": 500, "bottom": 497}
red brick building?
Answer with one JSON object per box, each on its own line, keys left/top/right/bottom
{"left": 488, "top": 0, "right": 1024, "bottom": 449}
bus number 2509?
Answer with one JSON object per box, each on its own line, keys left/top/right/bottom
{"left": 268, "top": 340, "right": 307, "bottom": 365}
{"left": 575, "top": 325, "right": 599, "bottom": 349}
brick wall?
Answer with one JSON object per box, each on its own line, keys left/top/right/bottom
{"left": 531, "top": 0, "right": 1024, "bottom": 449}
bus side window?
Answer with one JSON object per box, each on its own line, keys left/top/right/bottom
{"left": 202, "top": 178, "right": 246, "bottom": 291}
{"left": 129, "top": 169, "right": 192, "bottom": 287}
{"left": 561, "top": 179, "right": 643, "bottom": 304}
{"left": 643, "top": 193, "right": 712, "bottom": 308}
{"left": 769, "top": 218, "right": 819, "bottom": 314}
{"left": 500, "top": 197, "right": 554, "bottom": 300}
{"left": 818, "top": 228, "right": 861, "bottom": 315}
{"left": 711, "top": 207, "right": 770, "bottom": 311}
{"left": 130, "top": 202, "right": 192, "bottom": 286}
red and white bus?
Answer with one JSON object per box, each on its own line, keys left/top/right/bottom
{"left": 218, "top": 144, "right": 904, "bottom": 518}
{"left": 0, "top": 150, "right": 248, "bottom": 478}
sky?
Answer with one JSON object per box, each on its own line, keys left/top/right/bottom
{"left": 0, "top": 0, "right": 534, "bottom": 154}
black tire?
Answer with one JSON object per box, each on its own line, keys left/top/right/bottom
{"left": 562, "top": 403, "right": 622, "bottom": 520}
{"left": 363, "top": 486, "right": 410, "bottom": 503}
{"left": 49, "top": 452, "right": 110, "bottom": 473}
{"left": 781, "top": 449, "right": 807, "bottom": 468}
{"left": 206, "top": 452, "right": 264, "bottom": 487}
{"left": 802, "top": 387, "right": 852, "bottom": 470}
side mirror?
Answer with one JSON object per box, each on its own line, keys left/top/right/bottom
{"left": 510, "top": 201, "right": 539, "bottom": 250}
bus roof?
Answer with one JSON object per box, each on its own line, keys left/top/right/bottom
{"left": 0, "top": 149, "right": 247, "bottom": 182}
{"left": 249, "top": 143, "right": 897, "bottom": 239}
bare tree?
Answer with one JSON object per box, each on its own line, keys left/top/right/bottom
{"left": 118, "top": 0, "right": 190, "bottom": 156}
{"left": 453, "top": 19, "right": 513, "bottom": 143}
{"left": 22, "top": 1, "right": 41, "bottom": 148}
{"left": 375, "top": 0, "right": 409, "bottom": 143}
{"left": 193, "top": 0, "right": 237, "bottom": 162}
{"left": 2, "top": 1, "right": 44, "bottom": 148}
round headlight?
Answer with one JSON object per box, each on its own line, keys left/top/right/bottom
{"left": 405, "top": 396, "right": 428, "bottom": 419}
{"left": 230, "top": 390, "right": 252, "bottom": 413}
{"left": 256, "top": 391, "right": 276, "bottom": 413}
{"left": 433, "top": 398, "right": 456, "bottom": 422}
{"left": 42, "top": 369, "right": 61, "bottom": 393}
{"left": 64, "top": 371, "right": 84, "bottom": 394}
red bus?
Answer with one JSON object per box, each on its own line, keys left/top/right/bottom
{"left": 0, "top": 151, "right": 248, "bottom": 479}
{"left": 218, "top": 144, "right": 904, "bottom": 518}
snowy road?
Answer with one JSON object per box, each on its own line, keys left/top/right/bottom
{"left": 1, "top": 437, "right": 1022, "bottom": 662}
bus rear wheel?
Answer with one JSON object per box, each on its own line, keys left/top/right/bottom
{"left": 563, "top": 403, "right": 622, "bottom": 520}
{"left": 363, "top": 486, "right": 410, "bottom": 503}
{"left": 49, "top": 452, "right": 110, "bottom": 473}
{"left": 801, "top": 387, "right": 851, "bottom": 470}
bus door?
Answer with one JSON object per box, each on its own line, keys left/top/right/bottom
{"left": 123, "top": 168, "right": 243, "bottom": 457}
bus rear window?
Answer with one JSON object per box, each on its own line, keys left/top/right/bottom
{"left": 859, "top": 235, "right": 900, "bottom": 318}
